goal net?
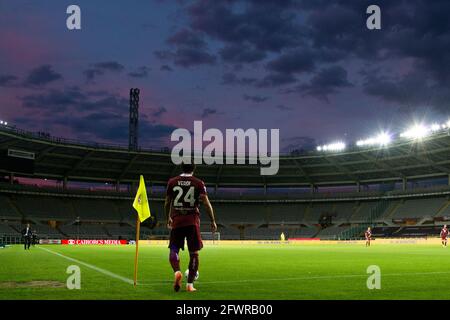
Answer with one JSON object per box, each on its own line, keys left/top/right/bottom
{"left": 201, "top": 232, "right": 220, "bottom": 242}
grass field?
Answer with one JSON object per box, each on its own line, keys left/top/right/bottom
{"left": 1, "top": 242, "right": 450, "bottom": 300}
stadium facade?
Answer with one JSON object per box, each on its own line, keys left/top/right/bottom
{"left": 0, "top": 125, "right": 450, "bottom": 243}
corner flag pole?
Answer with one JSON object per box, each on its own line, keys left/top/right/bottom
{"left": 132, "top": 175, "right": 151, "bottom": 287}
{"left": 133, "top": 214, "right": 140, "bottom": 287}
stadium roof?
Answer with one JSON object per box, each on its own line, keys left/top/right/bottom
{"left": 0, "top": 126, "right": 449, "bottom": 188}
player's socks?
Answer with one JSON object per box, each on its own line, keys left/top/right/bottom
{"left": 169, "top": 248, "right": 180, "bottom": 272}
{"left": 173, "top": 271, "right": 182, "bottom": 292}
{"left": 186, "top": 283, "right": 197, "bottom": 292}
{"left": 187, "top": 252, "right": 199, "bottom": 283}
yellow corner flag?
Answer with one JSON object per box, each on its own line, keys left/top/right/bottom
{"left": 133, "top": 175, "right": 151, "bottom": 223}
{"left": 132, "top": 175, "right": 151, "bottom": 287}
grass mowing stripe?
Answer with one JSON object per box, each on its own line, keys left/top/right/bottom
{"left": 137, "top": 271, "right": 450, "bottom": 287}
{"left": 38, "top": 247, "right": 134, "bottom": 285}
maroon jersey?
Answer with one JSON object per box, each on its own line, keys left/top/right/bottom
{"left": 441, "top": 228, "right": 448, "bottom": 239}
{"left": 166, "top": 173, "right": 207, "bottom": 229}
{"left": 365, "top": 230, "right": 372, "bottom": 239}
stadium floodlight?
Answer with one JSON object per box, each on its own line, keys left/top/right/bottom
{"left": 431, "top": 123, "right": 441, "bottom": 132}
{"left": 317, "top": 142, "right": 346, "bottom": 152}
{"left": 356, "top": 132, "right": 391, "bottom": 147}
{"left": 400, "top": 124, "right": 431, "bottom": 139}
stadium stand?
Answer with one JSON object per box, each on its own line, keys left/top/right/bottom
{"left": 1, "top": 189, "right": 450, "bottom": 240}
{"left": 0, "top": 194, "right": 21, "bottom": 219}
{"left": 13, "top": 195, "right": 74, "bottom": 220}
{"left": 59, "top": 223, "right": 109, "bottom": 239}
{"left": 316, "top": 226, "right": 350, "bottom": 239}
{"left": 0, "top": 223, "right": 18, "bottom": 236}
{"left": 391, "top": 197, "right": 447, "bottom": 219}
{"left": 1, "top": 125, "right": 450, "bottom": 241}
{"left": 266, "top": 204, "right": 307, "bottom": 223}
{"left": 72, "top": 199, "right": 121, "bottom": 222}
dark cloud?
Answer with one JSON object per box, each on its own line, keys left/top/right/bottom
{"left": 20, "top": 87, "right": 86, "bottom": 113}
{"left": 19, "top": 87, "right": 127, "bottom": 114}
{"left": 128, "top": 66, "right": 150, "bottom": 78}
{"left": 83, "top": 61, "right": 125, "bottom": 81}
{"left": 281, "top": 136, "right": 317, "bottom": 154}
{"left": 219, "top": 43, "right": 266, "bottom": 64}
{"left": 171, "top": 0, "right": 450, "bottom": 115}
{"left": 243, "top": 94, "right": 270, "bottom": 103}
{"left": 16, "top": 86, "right": 177, "bottom": 145}
{"left": 167, "top": 28, "right": 207, "bottom": 49}
{"left": 275, "top": 104, "right": 293, "bottom": 111}
{"left": 93, "top": 61, "right": 125, "bottom": 72}
{"left": 256, "top": 72, "right": 296, "bottom": 88}
{"left": 158, "top": 0, "right": 306, "bottom": 69}
{"left": 155, "top": 27, "right": 216, "bottom": 68}
{"left": 363, "top": 70, "right": 450, "bottom": 114}
{"left": 201, "top": 108, "right": 217, "bottom": 118}
{"left": 0, "top": 74, "right": 18, "bottom": 87}
{"left": 83, "top": 68, "right": 104, "bottom": 81}
{"left": 160, "top": 65, "right": 173, "bottom": 72}
{"left": 65, "top": 113, "right": 176, "bottom": 142}
{"left": 24, "top": 65, "right": 63, "bottom": 86}
{"left": 287, "top": 66, "right": 352, "bottom": 102}
{"left": 221, "top": 73, "right": 257, "bottom": 86}
{"left": 151, "top": 106, "right": 167, "bottom": 118}
{"left": 187, "top": 0, "right": 303, "bottom": 52}
{"left": 266, "top": 50, "right": 316, "bottom": 75}
{"left": 154, "top": 47, "right": 216, "bottom": 67}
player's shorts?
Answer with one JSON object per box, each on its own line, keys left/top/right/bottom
{"left": 169, "top": 224, "right": 203, "bottom": 252}
{"left": 441, "top": 236, "right": 447, "bottom": 241}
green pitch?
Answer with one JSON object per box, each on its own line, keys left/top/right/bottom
{"left": 1, "top": 243, "right": 450, "bottom": 300}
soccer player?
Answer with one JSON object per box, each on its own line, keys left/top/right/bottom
{"left": 365, "top": 227, "right": 372, "bottom": 247}
{"left": 440, "top": 225, "right": 448, "bottom": 247}
{"left": 21, "top": 224, "right": 32, "bottom": 250}
{"left": 165, "top": 162, "right": 217, "bottom": 292}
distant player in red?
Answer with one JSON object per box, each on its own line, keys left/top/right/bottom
{"left": 365, "top": 227, "right": 372, "bottom": 247}
{"left": 440, "top": 225, "right": 448, "bottom": 247}
{"left": 165, "top": 162, "right": 217, "bottom": 292}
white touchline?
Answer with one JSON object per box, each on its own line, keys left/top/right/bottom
{"left": 38, "top": 247, "right": 134, "bottom": 285}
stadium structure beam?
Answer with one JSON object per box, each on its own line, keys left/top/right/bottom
{"left": 0, "top": 138, "right": 19, "bottom": 149}
{"left": 170, "top": 164, "right": 179, "bottom": 178}
{"left": 35, "top": 146, "right": 57, "bottom": 161}
{"left": 291, "top": 159, "right": 314, "bottom": 185}
{"left": 411, "top": 154, "right": 450, "bottom": 175}
{"left": 359, "top": 153, "right": 406, "bottom": 179}
{"left": 322, "top": 155, "right": 359, "bottom": 183}
{"left": 215, "top": 165, "right": 223, "bottom": 187}
{"left": 129, "top": 88, "right": 139, "bottom": 151}
{"left": 64, "top": 150, "right": 94, "bottom": 177}
{"left": 117, "top": 154, "right": 140, "bottom": 181}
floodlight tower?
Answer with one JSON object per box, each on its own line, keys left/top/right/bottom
{"left": 129, "top": 88, "right": 140, "bottom": 151}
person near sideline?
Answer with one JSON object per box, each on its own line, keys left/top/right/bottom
{"left": 21, "top": 224, "right": 33, "bottom": 250}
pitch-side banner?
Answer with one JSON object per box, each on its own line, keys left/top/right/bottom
{"left": 62, "top": 239, "right": 128, "bottom": 245}
{"left": 39, "top": 239, "right": 62, "bottom": 245}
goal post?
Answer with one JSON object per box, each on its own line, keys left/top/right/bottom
{"left": 201, "top": 231, "right": 220, "bottom": 242}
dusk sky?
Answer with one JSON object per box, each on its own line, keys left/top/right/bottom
{"left": 1, "top": 0, "right": 449, "bottom": 153}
